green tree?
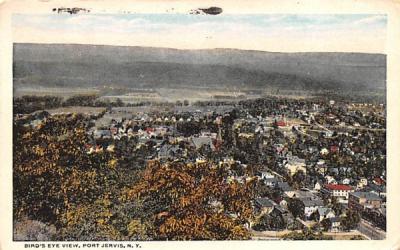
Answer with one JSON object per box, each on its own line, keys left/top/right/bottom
{"left": 320, "top": 218, "right": 332, "bottom": 232}
{"left": 287, "top": 198, "right": 305, "bottom": 219}
{"left": 283, "top": 229, "right": 333, "bottom": 240}
{"left": 341, "top": 209, "right": 361, "bottom": 231}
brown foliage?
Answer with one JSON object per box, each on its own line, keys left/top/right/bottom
{"left": 122, "top": 160, "right": 255, "bottom": 240}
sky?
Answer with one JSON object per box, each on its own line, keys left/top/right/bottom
{"left": 12, "top": 13, "right": 387, "bottom": 53}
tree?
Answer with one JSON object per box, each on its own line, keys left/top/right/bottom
{"left": 320, "top": 218, "right": 332, "bottom": 232}
{"left": 350, "top": 235, "right": 365, "bottom": 240}
{"left": 115, "top": 98, "right": 124, "bottom": 107}
{"left": 309, "top": 211, "right": 319, "bottom": 222}
{"left": 252, "top": 214, "right": 270, "bottom": 231}
{"left": 272, "top": 119, "right": 278, "bottom": 129}
{"left": 331, "top": 197, "right": 343, "bottom": 216}
{"left": 13, "top": 114, "right": 124, "bottom": 240}
{"left": 292, "top": 170, "right": 305, "bottom": 188}
{"left": 122, "top": 160, "right": 256, "bottom": 240}
{"left": 283, "top": 229, "right": 333, "bottom": 240}
{"left": 287, "top": 198, "right": 305, "bottom": 219}
{"left": 341, "top": 209, "right": 361, "bottom": 231}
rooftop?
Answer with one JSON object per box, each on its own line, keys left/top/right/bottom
{"left": 351, "top": 192, "right": 382, "bottom": 201}
{"left": 324, "top": 184, "right": 353, "bottom": 191}
{"left": 255, "top": 197, "right": 275, "bottom": 208}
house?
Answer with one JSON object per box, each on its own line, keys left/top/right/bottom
{"left": 284, "top": 156, "right": 307, "bottom": 176}
{"left": 341, "top": 178, "right": 351, "bottom": 185}
{"left": 263, "top": 177, "right": 279, "bottom": 188}
{"left": 258, "top": 169, "right": 275, "bottom": 180}
{"left": 276, "top": 120, "right": 287, "bottom": 127}
{"left": 368, "top": 183, "right": 386, "bottom": 198}
{"left": 270, "top": 205, "right": 294, "bottom": 228}
{"left": 94, "top": 129, "right": 112, "bottom": 139}
{"left": 191, "top": 136, "right": 215, "bottom": 151}
{"left": 110, "top": 126, "right": 118, "bottom": 135}
{"left": 158, "top": 144, "right": 181, "bottom": 160}
{"left": 314, "top": 181, "right": 323, "bottom": 191}
{"left": 254, "top": 198, "right": 275, "bottom": 215}
{"left": 279, "top": 199, "right": 288, "bottom": 209}
{"left": 373, "top": 177, "right": 385, "bottom": 186}
{"left": 357, "top": 177, "right": 368, "bottom": 189}
{"left": 315, "top": 160, "right": 328, "bottom": 175}
{"left": 301, "top": 198, "right": 324, "bottom": 219}
{"left": 106, "top": 144, "right": 115, "bottom": 152}
{"left": 292, "top": 190, "right": 315, "bottom": 199}
{"left": 327, "top": 167, "right": 339, "bottom": 176}
{"left": 348, "top": 192, "right": 382, "bottom": 210}
{"left": 322, "top": 184, "right": 354, "bottom": 199}
{"left": 273, "top": 143, "right": 285, "bottom": 154}
{"left": 320, "top": 148, "right": 329, "bottom": 155}
{"left": 330, "top": 145, "right": 339, "bottom": 153}
{"left": 276, "top": 182, "right": 295, "bottom": 198}
{"left": 316, "top": 207, "right": 335, "bottom": 222}
{"left": 325, "top": 175, "right": 337, "bottom": 184}
{"left": 30, "top": 119, "right": 44, "bottom": 128}
{"left": 329, "top": 217, "right": 341, "bottom": 232}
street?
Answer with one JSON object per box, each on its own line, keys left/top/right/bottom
{"left": 357, "top": 219, "right": 386, "bottom": 240}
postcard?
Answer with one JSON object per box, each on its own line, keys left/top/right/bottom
{"left": 1, "top": 0, "right": 399, "bottom": 250}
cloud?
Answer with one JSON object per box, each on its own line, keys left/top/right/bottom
{"left": 62, "top": 15, "right": 150, "bottom": 33}
{"left": 12, "top": 14, "right": 387, "bottom": 53}
{"left": 352, "top": 15, "right": 386, "bottom": 26}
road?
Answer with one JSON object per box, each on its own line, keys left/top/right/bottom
{"left": 357, "top": 219, "right": 386, "bottom": 240}
{"left": 251, "top": 229, "right": 368, "bottom": 240}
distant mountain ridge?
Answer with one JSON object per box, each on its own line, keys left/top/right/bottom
{"left": 13, "top": 43, "right": 386, "bottom": 91}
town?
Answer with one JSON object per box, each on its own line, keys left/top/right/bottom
{"left": 13, "top": 93, "right": 386, "bottom": 240}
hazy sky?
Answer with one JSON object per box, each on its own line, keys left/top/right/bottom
{"left": 13, "top": 13, "right": 387, "bottom": 53}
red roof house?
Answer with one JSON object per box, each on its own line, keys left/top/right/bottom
{"left": 373, "top": 177, "right": 385, "bottom": 186}
{"left": 330, "top": 145, "right": 339, "bottom": 153}
{"left": 276, "top": 120, "right": 286, "bottom": 127}
{"left": 323, "top": 184, "right": 354, "bottom": 199}
{"left": 325, "top": 184, "right": 353, "bottom": 191}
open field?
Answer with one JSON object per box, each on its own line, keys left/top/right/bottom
{"left": 14, "top": 86, "right": 100, "bottom": 99}
{"left": 46, "top": 106, "right": 106, "bottom": 115}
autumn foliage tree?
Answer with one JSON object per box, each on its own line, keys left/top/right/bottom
{"left": 122, "top": 160, "right": 256, "bottom": 240}
{"left": 13, "top": 113, "right": 124, "bottom": 240}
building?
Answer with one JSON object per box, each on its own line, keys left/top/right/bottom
{"left": 357, "top": 177, "right": 368, "bottom": 189}
{"left": 329, "top": 217, "right": 341, "bottom": 232}
{"left": 158, "top": 144, "right": 181, "bottom": 160}
{"left": 323, "top": 184, "right": 354, "bottom": 199}
{"left": 94, "top": 129, "right": 112, "bottom": 139}
{"left": 316, "top": 207, "right": 335, "bottom": 222}
{"left": 191, "top": 136, "right": 215, "bottom": 151}
{"left": 276, "top": 120, "right": 287, "bottom": 127}
{"left": 348, "top": 192, "right": 382, "bottom": 210}
{"left": 284, "top": 156, "right": 307, "bottom": 176}
{"left": 314, "top": 181, "right": 322, "bottom": 191}
{"left": 263, "top": 177, "right": 279, "bottom": 188}
{"left": 301, "top": 198, "right": 324, "bottom": 219}
{"left": 257, "top": 169, "right": 275, "bottom": 180}
{"left": 254, "top": 198, "right": 275, "bottom": 215}
{"left": 276, "top": 182, "right": 295, "bottom": 198}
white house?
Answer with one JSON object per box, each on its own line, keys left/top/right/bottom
{"left": 341, "top": 178, "right": 351, "bottom": 185}
{"left": 302, "top": 198, "right": 324, "bottom": 219}
{"left": 317, "top": 207, "right": 335, "bottom": 222}
{"left": 314, "top": 181, "right": 322, "bottom": 191}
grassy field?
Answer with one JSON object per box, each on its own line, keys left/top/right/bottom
{"left": 14, "top": 87, "right": 100, "bottom": 99}
{"left": 46, "top": 106, "right": 106, "bottom": 115}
